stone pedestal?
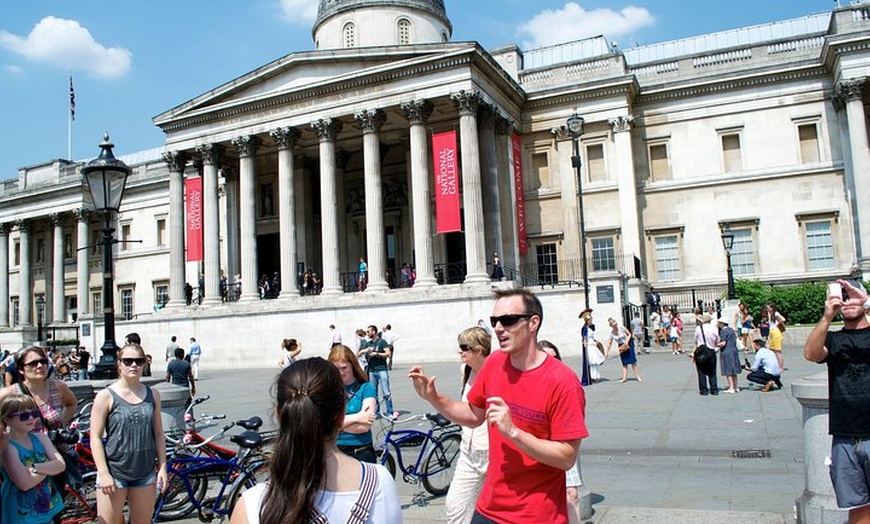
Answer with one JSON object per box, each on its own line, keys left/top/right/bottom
{"left": 792, "top": 371, "right": 848, "bottom": 524}
{"left": 153, "top": 382, "right": 192, "bottom": 434}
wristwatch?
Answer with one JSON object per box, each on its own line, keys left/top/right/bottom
{"left": 863, "top": 297, "right": 870, "bottom": 311}
{"left": 29, "top": 466, "right": 38, "bottom": 475}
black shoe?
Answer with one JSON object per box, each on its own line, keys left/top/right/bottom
{"left": 700, "top": 391, "right": 709, "bottom": 396}
{"left": 774, "top": 379, "right": 783, "bottom": 389}
{"left": 711, "top": 390, "right": 719, "bottom": 396}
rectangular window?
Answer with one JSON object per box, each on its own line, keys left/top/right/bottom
{"left": 655, "top": 235, "right": 681, "bottom": 281}
{"left": 799, "top": 123, "right": 820, "bottom": 164}
{"left": 649, "top": 143, "right": 670, "bottom": 181}
{"left": 535, "top": 243, "right": 558, "bottom": 284}
{"left": 11, "top": 298, "right": 18, "bottom": 327}
{"left": 156, "top": 219, "right": 166, "bottom": 247}
{"left": 531, "top": 152, "right": 549, "bottom": 189}
{"left": 120, "top": 224, "right": 131, "bottom": 251}
{"left": 730, "top": 229, "right": 755, "bottom": 276}
{"left": 591, "top": 237, "right": 616, "bottom": 271}
{"left": 722, "top": 134, "right": 743, "bottom": 172}
{"left": 13, "top": 241, "right": 19, "bottom": 266}
{"left": 155, "top": 284, "right": 169, "bottom": 308}
{"left": 806, "top": 221, "right": 835, "bottom": 270}
{"left": 120, "top": 288, "right": 134, "bottom": 320}
{"left": 586, "top": 143, "right": 606, "bottom": 183}
{"left": 92, "top": 292, "right": 102, "bottom": 317}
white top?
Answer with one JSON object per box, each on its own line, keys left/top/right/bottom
{"left": 460, "top": 370, "right": 489, "bottom": 454}
{"left": 242, "top": 464, "right": 402, "bottom": 523}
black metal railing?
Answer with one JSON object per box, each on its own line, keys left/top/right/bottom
{"left": 656, "top": 287, "right": 726, "bottom": 315}
{"left": 518, "top": 254, "right": 642, "bottom": 285}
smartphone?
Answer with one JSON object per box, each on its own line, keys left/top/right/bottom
{"left": 828, "top": 282, "right": 845, "bottom": 300}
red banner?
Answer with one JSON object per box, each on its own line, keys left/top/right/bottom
{"left": 432, "top": 131, "right": 462, "bottom": 234}
{"left": 512, "top": 133, "right": 528, "bottom": 255}
{"left": 185, "top": 177, "right": 203, "bottom": 262}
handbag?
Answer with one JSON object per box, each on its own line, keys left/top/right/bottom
{"left": 694, "top": 324, "right": 716, "bottom": 375}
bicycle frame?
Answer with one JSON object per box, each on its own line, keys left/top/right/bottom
{"left": 379, "top": 425, "right": 458, "bottom": 481}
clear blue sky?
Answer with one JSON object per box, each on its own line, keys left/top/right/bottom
{"left": 0, "top": 0, "right": 831, "bottom": 179}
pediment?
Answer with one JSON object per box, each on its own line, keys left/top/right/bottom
{"left": 153, "top": 43, "right": 477, "bottom": 128}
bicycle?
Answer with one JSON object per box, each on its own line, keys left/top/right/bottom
{"left": 154, "top": 421, "right": 267, "bottom": 522}
{"left": 375, "top": 412, "right": 461, "bottom": 496}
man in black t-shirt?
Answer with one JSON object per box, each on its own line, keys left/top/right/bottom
{"left": 805, "top": 279, "right": 870, "bottom": 522}
{"left": 166, "top": 347, "right": 196, "bottom": 400}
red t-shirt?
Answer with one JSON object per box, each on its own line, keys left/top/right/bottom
{"left": 467, "top": 350, "right": 589, "bottom": 524}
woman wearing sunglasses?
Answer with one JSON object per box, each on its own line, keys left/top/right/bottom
{"left": 445, "top": 326, "right": 491, "bottom": 524}
{"left": 0, "top": 347, "right": 78, "bottom": 435}
{"left": 0, "top": 393, "right": 66, "bottom": 523}
{"left": 89, "top": 343, "right": 168, "bottom": 524}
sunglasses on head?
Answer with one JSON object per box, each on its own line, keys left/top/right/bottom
{"left": 6, "top": 409, "right": 40, "bottom": 422}
{"left": 23, "top": 358, "right": 48, "bottom": 369}
{"left": 120, "top": 357, "right": 147, "bottom": 367}
{"left": 490, "top": 314, "right": 533, "bottom": 328}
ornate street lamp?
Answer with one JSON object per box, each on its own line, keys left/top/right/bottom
{"left": 35, "top": 295, "right": 45, "bottom": 344}
{"left": 567, "top": 113, "right": 589, "bottom": 309}
{"left": 81, "top": 133, "right": 130, "bottom": 380}
{"left": 720, "top": 224, "right": 736, "bottom": 301}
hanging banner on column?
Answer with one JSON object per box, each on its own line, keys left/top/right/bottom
{"left": 432, "top": 130, "right": 462, "bottom": 233}
{"left": 512, "top": 133, "right": 528, "bottom": 255}
{"left": 185, "top": 177, "right": 203, "bottom": 262}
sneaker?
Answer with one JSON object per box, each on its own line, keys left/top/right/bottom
{"left": 390, "top": 412, "right": 400, "bottom": 421}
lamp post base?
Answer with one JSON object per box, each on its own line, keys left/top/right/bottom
{"left": 90, "top": 341, "right": 119, "bottom": 380}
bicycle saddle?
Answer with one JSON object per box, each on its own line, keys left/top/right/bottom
{"left": 235, "top": 416, "right": 263, "bottom": 430}
{"left": 230, "top": 430, "right": 263, "bottom": 449}
{"left": 425, "top": 413, "right": 452, "bottom": 427}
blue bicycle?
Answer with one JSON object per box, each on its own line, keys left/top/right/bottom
{"left": 376, "top": 413, "right": 462, "bottom": 496}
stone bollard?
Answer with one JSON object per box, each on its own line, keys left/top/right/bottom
{"left": 152, "top": 382, "right": 191, "bottom": 434}
{"left": 792, "top": 371, "right": 848, "bottom": 524}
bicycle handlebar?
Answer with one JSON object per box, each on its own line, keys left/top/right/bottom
{"left": 166, "top": 422, "right": 236, "bottom": 450}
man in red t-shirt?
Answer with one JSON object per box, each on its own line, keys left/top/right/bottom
{"left": 409, "top": 289, "right": 588, "bottom": 524}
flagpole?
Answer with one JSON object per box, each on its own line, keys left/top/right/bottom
{"left": 68, "top": 73, "right": 75, "bottom": 161}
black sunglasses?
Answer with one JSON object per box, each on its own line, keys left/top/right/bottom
{"left": 459, "top": 344, "right": 473, "bottom": 352}
{"left": 120, "top": 357, "right": 147, "bottom": 367}
{"left": 490, "top": 314, "right": 533, "bottom": 328}
{"left": 23, "top": 358, "right": 48, "bottom": 369}
{"left": 6, "top": 409, "right": 41, "bottom": 422}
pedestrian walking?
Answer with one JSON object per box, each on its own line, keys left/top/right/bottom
{"left": 188, "top": 337, "right": 202, "bottom": 380}
{"left": 605, "top": 318, "right": 642, "bottom": 383}
{"left": 358, "top": 325, "right": 397, "bottom": 420}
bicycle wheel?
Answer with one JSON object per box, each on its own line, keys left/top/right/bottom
{"left": 421, "top": 433, "right": 461, "bottom": 496}
{"left": 378, "top": 449, "right": 396, "bottom": 478}
{"left": 60, "top": 472, "right": 97, "bottom": 524}
{"left": 223, "top": 465, "right": 263, "bottom": 518}
{"left": 154, "top": 468, "right": 208, "bottom": 521}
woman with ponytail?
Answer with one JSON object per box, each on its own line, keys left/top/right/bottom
{"left": 229, "top": 357, "right": 402, "bottom": 524}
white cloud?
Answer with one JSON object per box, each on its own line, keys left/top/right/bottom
{"left": 0, "top": 16, "right": 131, "bottom": 79}
{"left": 518, "top": 3, "right": 655, "bottom": 49}
{"left": 279, "top": 0, "right": 319, "bottom": 24}
{"left": 2, "top": 64, "right": 24, "bottom": 75}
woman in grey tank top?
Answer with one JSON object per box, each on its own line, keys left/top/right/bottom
{"left": 90, "top": 343, "right": 168, "bottom": 524}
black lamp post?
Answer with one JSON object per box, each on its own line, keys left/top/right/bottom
{"left": 567, "top": 113, "right": 590, "bottom": 309}
{"left": 35, "top": 295, "right": 44, "bottom": 344}
{"left": 81, "top": 133, "right": 130, "bottom": 380}
{"left": 720, "top": 225, "right": 736, "bottom": 301}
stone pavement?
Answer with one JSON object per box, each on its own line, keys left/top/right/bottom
{"left": 169, "top": 342, "right": 816, "bottom": 523}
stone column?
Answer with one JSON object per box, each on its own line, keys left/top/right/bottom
{"left": 197, "top": 144, "right": 222, "bottom": 305}
{"left": 163, "top": 151, "right": 188, "bottom": 308}
{"left": 270, "top": 127, "right": 299, "bottom": 299}
{"left": 336, "top": 149, "right": 351, "bottom": 287}
{"left": 608, "top": 115, "right": 642, "bottom": 259}
{"left": 51, "top": 214, "right": 65, "bottom": 324}
{"left": 0, "top": 223, "right": 9, "bottom": 327}
{"left": 75, "top": 210, "right": 89, "bottom": 318}
{"left": 232, "top": 135, "right": 262, "bottom": 302}
{"left": 294, "top": 155, "right": 309, "bottom": 282}
{"left": 792, "top": 372, "right": 849, "bottom": 524}
{"left": 18, "top": 220, "right": 32, "bottom": 326}
{"left": 478, "top": 104, "right": 505, "bottom": 267}
{"left": 222, "top": 167, "right": 240, "bottom": 286}
{"left": 355, "top": 109, "right": 389, "bottom": 291}
{"left": 835, "top": 79, "right": 870, "bottom": 275}
{"left": 451, "top": 90, "right": 488, "bottom": 283}
{"left": 401, "top": 99, "right": 436, "bottom": 287}
{"left": 311, "top": 118, "right": 344, "bottom": 295}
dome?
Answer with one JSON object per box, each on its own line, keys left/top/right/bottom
{"left": 313, "top": 0, "right": 453, "bottom": 49}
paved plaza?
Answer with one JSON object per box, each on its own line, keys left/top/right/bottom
{"left": 168, "top": 342, "right": 819, "bottom": 523}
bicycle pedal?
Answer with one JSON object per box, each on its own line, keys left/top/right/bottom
{"left": 198, "top": 508, "right": 215, "bottom": 522}
{"left": 403, "top": 474, "right": 418, "bottom": 485}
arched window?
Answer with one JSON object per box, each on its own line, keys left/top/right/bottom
{"left": 343, "top": 22, "right": 356, "bottom": 48}
{"left": 397, "top": 18, "right": 411, "bottom": 45}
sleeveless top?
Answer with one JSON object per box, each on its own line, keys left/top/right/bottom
{"left": 18, "top": 380, "right": 64, "bottom": 432}
{"left": 104, "top": 386, "right": 157, "bottom": 480}
{"left": 1, "top": 434, "right": 64, "bottom": 523}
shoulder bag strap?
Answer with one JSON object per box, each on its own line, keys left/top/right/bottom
{"left": 346, "top": 463, "right": 379, "bottom": 524}
{"left": 18, "top": 381, "right": 52, "bottom": 429}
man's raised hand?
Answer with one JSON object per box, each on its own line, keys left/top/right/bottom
{"left": 408, "top": 366, "right": 439, "bottom": 402}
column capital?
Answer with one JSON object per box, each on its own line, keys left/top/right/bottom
{"left": 232, "top": 135, "right": 262, "bottom": 158}
{"left": 16, "top": 219, "right": 30, "bottom": 233}
{"left": 269, "top": 127, "right": 300, "bottom": 150}
{"left": 74, "top": 208, "right": 90, "bottom": 222}
{"left": 49, "top": 213, "right": 65, "bottom": 227}
{"left": 834, "top": 78, "right": 867, "bottom": 109}
{"left": 401, "top": 99, "right": 433, "bottom": 125}
{"left": 0, "top": 223, "right": 10, "bottom": 236}
{"left": 608, "top": 115, "right": 634, "bottom": 133}
{"left": 311, "top": 118, "right": 343, "bottom": 141}
{"left": 354, "top": 109, "right": 386, "bottom": 134}
{"left": 196, "top": 143, "right": 222, "bottom": 165}
{"left": 494, "top": 113, "right": 515, "bottom": 135}
{"left": 451, "top": 90, "right": 482, "bottom": 117}
{"left": 162, "top": 150, "right": 188, "bottom": 172}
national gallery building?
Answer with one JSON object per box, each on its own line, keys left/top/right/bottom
{"left": 1, "top": 0, "right": 869, "bottom": 363}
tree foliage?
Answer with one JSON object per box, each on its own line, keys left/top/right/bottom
{"left": 734, "top": 279, "right": 827, "bottom": 325}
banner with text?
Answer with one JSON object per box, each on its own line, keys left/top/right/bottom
{"left": 432, "top": 131, "right": 462, "bottom": 233}
{"left": 185, "top": 177, "right": 203, "bottom": 262}
{"left": 512, "top": 133, "right": 528, "bottom": 255}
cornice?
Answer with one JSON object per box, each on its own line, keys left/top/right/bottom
{"left": 526, "top": 81, "right": 635, "bottom": 110}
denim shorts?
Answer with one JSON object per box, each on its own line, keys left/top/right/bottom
{"left": 830, "top": 435, "right": 870, "bottom": 509}
{"left": 97, "top": 471, "right": 157, "bottom": 490}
